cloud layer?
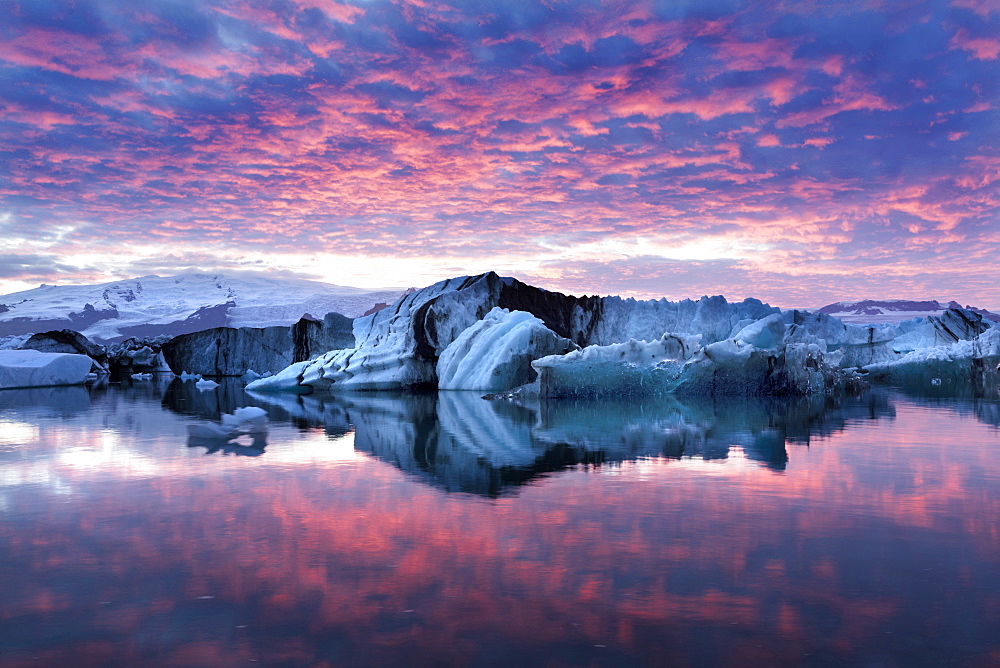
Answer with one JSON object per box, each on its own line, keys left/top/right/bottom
{"left": 1, "top": 0, "right": 998, "bottom": 305}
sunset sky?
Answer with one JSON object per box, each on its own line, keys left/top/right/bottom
{"left": 1, "top": 0, "right": 997, "bottom": 307}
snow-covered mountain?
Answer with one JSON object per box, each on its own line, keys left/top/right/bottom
{"left": 816, "top": 299, "right": 1000, "bottom": 324}
{"left": 0, "top": 273, "right": 405, "bottom": 342}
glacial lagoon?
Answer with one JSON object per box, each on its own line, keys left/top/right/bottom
{"left": 1, "top": 378, "right": 999, "bottom": 666}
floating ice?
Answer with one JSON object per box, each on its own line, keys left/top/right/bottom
{"left": 187, "top": 406, "right": 270, "bottom": 456}
{"left": 0, "top": 350, "right": 93, "bottom": 390}
{"left": 195, "top": 378, "right": 219, "bottom": 391}
{"left": 252, "top": 273, "right": 998, "bottom": 397}
{"left": 531, "top": 334, "right": 699, "bottom": 397}
{"left": 221, "top": 406, "right": 269, "bottom": 433}
{"left": 250, "top": 273, "right": 780, "bottom": 394}
{"left": 863, "top": 326, "right": 1000, "bottom": 391}
{"left": 437, "top": 308, "right": 577, "bottom": 391}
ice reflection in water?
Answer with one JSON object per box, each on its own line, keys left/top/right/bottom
{"left": 0, "top": 380, "right": 998, "bottom": 666}
{"left": 246, "top": 388, "right": 898, "bottom": 494}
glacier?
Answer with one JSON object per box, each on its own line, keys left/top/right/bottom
{"left": 0, "top": 350, "right": 94, "bottom": 389}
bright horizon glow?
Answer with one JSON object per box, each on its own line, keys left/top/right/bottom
{"left": 1, "top": 0, "right": 997, "bottom": 307}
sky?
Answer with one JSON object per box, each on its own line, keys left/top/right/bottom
{"left": 0, "top": 0, "right": 998, "bottom": 307}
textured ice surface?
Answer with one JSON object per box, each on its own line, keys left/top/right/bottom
{"left": 437, "top": 308, "right": 577, "bottom": 391}
{"left": 250, "top": 274, "right": 507, "bottom": 392}
{"left": 252, "top": 273, "right": 784, "bottom": 393}
{"left": 254, "top": 272, "right": 998, "bottom": 397}
{"left": 864, "top": 327, "right": 1000, "bottom": 391}
{"left": 532, "top": 335, "right": 699, "bottom": 397}
{"left": 0, "top": 350, "right": 93, "bottom": 389}
{"left": 533, "top": 333, "right": 843, "bottom": 398}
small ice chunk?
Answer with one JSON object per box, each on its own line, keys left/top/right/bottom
{"left": 195, "top": 378, "right": 219, "bottom": 391}
{"left": 221, "top": 406, "right": 269, "bottom": 433}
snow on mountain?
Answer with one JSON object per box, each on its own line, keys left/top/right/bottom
{"left": 816, "top": 299, "right": 1000, "bottom": 324}
{"left": 0, "top": 273, "right": 404, "bottom": 342}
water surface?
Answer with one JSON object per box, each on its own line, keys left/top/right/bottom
{"left": 1, "top": 379, "right": 999, "bottom": 666}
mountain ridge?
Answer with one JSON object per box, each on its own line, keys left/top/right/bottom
{"left": 0, "top": 273, "right": 405, "bottom": 342}
{"left": 816, "top": 299, "right": 1000, "bottom": 324}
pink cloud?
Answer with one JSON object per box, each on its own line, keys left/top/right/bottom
{"left": 0, "top": 103, "right": 78, "bottom": 130}
{"left": 1, "top": 0, "right": 998, "bottom": 307}
{"left": 950, "top": 29, "right": 1000, "bottom": 60}
{"left": 802, "top": 137, "right": 834, "bottom": 148}
{"left": 950, "top": 0, "right": 999, "bottom": 17}
{"left": 776, "top": 75, "right": 897, "bottom": 128}
{"left": 712, "top": 36, "right": 801, "bottom": 72}
{"left": 0, "top": 28, "right": 126, "bottom": 81}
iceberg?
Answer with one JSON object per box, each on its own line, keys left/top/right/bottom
{"left": 437, "top": 308, "right": 578, "bottom": 391}
{"left": 248, "top": 272, "right": 785, "bottom": 394}
{"left": 863, "top": 326, "right": 1000, "bottom": 392}
{"left": 250, "top": 272, "right": 998, "bottom": 398}
{"left": 0, "top": 350, "right": 94, "bottom": 389}
{"left": 531, "top": 320, "right": 848, "bottom": 398}
{"left": 531, "top": 334, "right": 699, "bottom": 397}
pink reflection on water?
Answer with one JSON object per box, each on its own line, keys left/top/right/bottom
{"left": 0, "top": 390, "right": 999, "bottom": 665}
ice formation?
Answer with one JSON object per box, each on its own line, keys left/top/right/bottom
{"left": 248, "top": 272, "right": 999, "bottom": 397}
{"left": 436, "top": 308, "right": 578, "bottom": 391}
{"left": 0, "top": 350, "right": 94, "bottom": 389}
{"left": 530, "top": 315, "right": 847, "bottom": 397}
{"left": 248, "top": 272, "right": 780, "bottom": 394}
{"left": 863, "top": 326, "right": 1000, "bottom": 391}
{"left": 161, "top": 313, "right": 354, "bottom": 376}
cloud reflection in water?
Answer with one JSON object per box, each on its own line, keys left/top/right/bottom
{"left": 0, "top": 382, "right": 997, "bottom": 665}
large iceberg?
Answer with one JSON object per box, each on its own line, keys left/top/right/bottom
{"left": 248, "top": 272, "right": 781, "bottom": 394}
{"left": 249, "top": 272, "right": 998, "bottom": 397}
{"left": 0, "top": 350, "right": 94, "bottom": 389}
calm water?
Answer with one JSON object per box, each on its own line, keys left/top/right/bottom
{"left": 1, "top": 378, "right": 999, "bottom": 666}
